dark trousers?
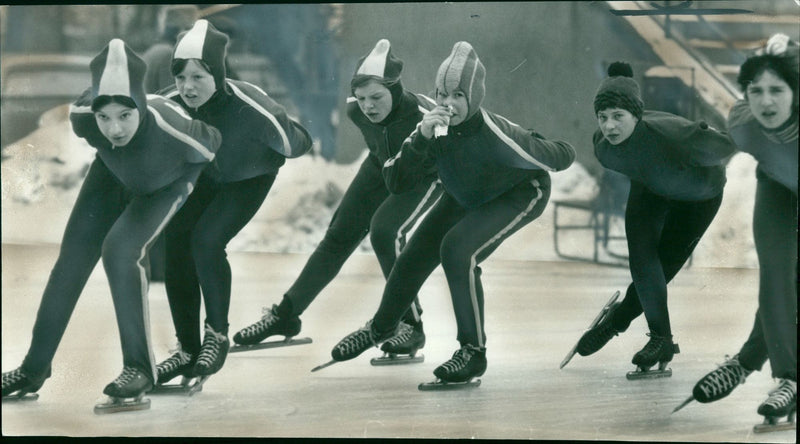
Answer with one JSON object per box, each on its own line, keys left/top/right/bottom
{"left": 21, "top": 158, "right": 201, "bottom": 383}
{"left": 164, "top": 172, "right": 275, "bottom": 355}
{"left": 373, "top": 177, "right": 550, "bottom": 348}
{"left": 611, "top": 182, "right": 723, "bottom": 336}
{"left": 737, "top": 174, "right": 797, "bottom": 380}
{"left": 285, "top": 154, "right": 442, "bottom": 322}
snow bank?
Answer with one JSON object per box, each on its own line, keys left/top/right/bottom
{"left": 1, "top": 110, "right": 759, "bottom": 268}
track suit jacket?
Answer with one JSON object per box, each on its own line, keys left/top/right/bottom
{"left": 375, "top": 109, "right": 575, "bottom": 347}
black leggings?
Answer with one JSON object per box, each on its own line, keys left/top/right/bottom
{"left": 164, "top": 172, "right": 274, "bottom": 355}
{"left": 737, "top": 173, "right": 797, "bottom": 380}
{"left": 284, "top": 154, "right": 441, "bottom": 322}
{"left": 611, "top": 182, "right": 723, "bottom": 337}
{"left": 21, "top": 159, "right": 201, "bottom": 382}
{"left": 372, "top": 177, "right": 550, "bottom": 348}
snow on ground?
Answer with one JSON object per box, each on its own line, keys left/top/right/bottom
{"left": 1, "top": 110, "right": 759, "bottom": 268}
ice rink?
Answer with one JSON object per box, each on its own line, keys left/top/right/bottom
{"left": 1, "top": 243, "right": 795, "bottom": 442}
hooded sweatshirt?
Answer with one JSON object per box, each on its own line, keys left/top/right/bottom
{"left": 164, "top": 19, "right": 312, "bottom": 182}
{"left": 69, "top": 39, "right": 221, "bottom": 195}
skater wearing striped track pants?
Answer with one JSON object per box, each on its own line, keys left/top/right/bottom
{"left": 152, "top": 19, "right": 313, "bottom": 387}
{"left": 327, "top": 41, "right": 575, "bottom": 384}
{"left": 233, "top": 39, "right": 442, "bottom": 361}
{"left": 1, "top": 39, "right": 221, "bottom": 403}
{"left": 574, "top": 62, "right": 737, "bottom": 378}
{"left": 682, "top": 34, "right": 797, "bottom": 430}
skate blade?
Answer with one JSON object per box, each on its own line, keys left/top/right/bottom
{"left": 229, "top": 337, "right": 312, "bottom": 353}
{"left": 560, "top": 291, "right": 620, "bottom": 370}
{"left": 186, "top": 376, "right": 210, "bottom": 396}
{"left": 418, "top": 378, "right": 481, "bottom": 391}
{"left": 2, "top": 392, "right": 40, "bottom": 402}
{"left": 149, "top": 376, "right": 202, "bottom": 396}
{"left": 311, "top": 360, "right": 338, "bottom": 372}
{"left": 626, "top": 368, "right": 672, "bottom": 380}
{"left": 370, "top": 353, "right": 424, "bottom": 366}
{"left": 94, "top": 396, "right": 151, "bottom": 414}
{"left": 753, "top": 420, "right": 796, "bottom": 433}
{"left": 671, "top": 396, "right": 694, "bottom": 413}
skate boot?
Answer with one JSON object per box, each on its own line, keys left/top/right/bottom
{"left": 232, "top": 305, "right": 311, "bottom": 352}
{"left": 419, "top": 345, "right": 486, "bottom": 390}
{"left": 627, "top": 332, "right": 680, "bottom": 380}
{"left": 95, "top": 366, "right": 152, "bottom": 414}
{"left": 575, "top": 302, "right": 621, "bottom": 357}
{"left": 372, "top": 321, "right": 426, "bottom": 366}
{"left": 2, "top": 366, "right": 50, "bottom": 401}
{"left": 193, "top": 324, "right": 230, "bottom": 377}
{"left": 673, "top": 354, "right": 753, "bottom": 412}
{"left": 754, "top": 379, "right": 797, "bottom": 433}
{"left": 311, "top": 320, "right": 396, "bottom": 372}
{"left": 149, "top": 348, "right": 203, "bottom": 395}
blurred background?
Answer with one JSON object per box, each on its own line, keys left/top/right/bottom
{"left": 1, "top": 2, "right": 798, "bottom": 270}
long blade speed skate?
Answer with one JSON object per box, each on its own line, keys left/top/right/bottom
{"left": 229, "top": 336, "right": 312, "bottom": 354}
{"left": 753, "top": 410, "right": 796, "bottom": 434}
{"left": 149, "top": 376, "right": 206, "bottom": 396}
{"left": 311, "top": 360, "right": 338, "bottom": 372}
{"left": 2, "top": 392, "right": 39, "bottom": 402}
{"left": 560, "top": 290, "right": 620, "bottom": 369}
{"left": 94, "top": 394, "right": 151, "bottom": 414}
{"left": 627, "top": 361, "right": 673, "bottom": 380}
{"left": 371, "top": 351, "right": 424, "bottom": 366}
{"left": 418, "top": 378, "right": 481, "bottom": 391}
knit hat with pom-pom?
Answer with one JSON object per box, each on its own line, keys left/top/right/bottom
{"left": 593, "top": 62, "right": 643, "bottom": 119}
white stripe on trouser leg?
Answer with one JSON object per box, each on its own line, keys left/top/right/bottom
{"left": 468, "top": 180, "right": 542, "bottom": 348}
{"left": 137, "top": 186, "right": 189, "bottom": 381}
{"left": 394, "top": 181, "right": 442, "bottom": 322}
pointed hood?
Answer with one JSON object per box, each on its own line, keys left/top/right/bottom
{"left": 89, "top": 38, "right": 148, "bottom": 120}
{"left": 352, "top": 39, "right": 405, "bottom": 110}
{"left": 173, "top": 19, "right": 229, "bottom": 92}
{"left": 435, "top": 41, "right": 486, "bottom": 119}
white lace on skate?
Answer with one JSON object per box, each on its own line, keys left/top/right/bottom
{"left": 196, "top": 325, "right": 227, "bottom": 369}
{"left": 439, "top": 346, "right": 476, "bottom": 374}
{"left": 156, "top": 349, "right": 192, "bottom": 377}
{"left": 335, "top": 321, "right": 379, "bottom": 356}
{"left": 110, "top": 367, "right": 140, "bottom": 388}
{"left": 383, "top": 322, "right": 413, "bottom": 347}
{"left": 761, "top": 379, "right": 797, "bottom": 412}
{"left": 237, "top": 305, "right": 279, "bottom": 339}
{"left": 2, "top": 368, "right": 26, "bottom": 390}
{"left": 696, "top": 355, "right": 751, "bottom": 400}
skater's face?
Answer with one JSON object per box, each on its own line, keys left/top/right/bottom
{"left": 436, "top": 89, "right": 468, "bottom": 126}
{"left": 746, "top": 69, "right": 794, "bottom": 129}
{"left": 175, "top": 59, "right": 216, "bottom": 109}
{"left": 597, "top": 107, "right": 638, "bottom": 145}
{"left": 94, "top": 102, "right": 140, "bottom": 147}
{"left": 353, "top": 80, "right": 393, "bottom": 123}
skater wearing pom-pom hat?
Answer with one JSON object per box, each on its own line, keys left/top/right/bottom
{"left": 574, "top": 61, "right": 737, "bottom": 378}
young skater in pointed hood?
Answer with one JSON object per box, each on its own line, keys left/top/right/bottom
{"left": 327, "top": 41, "right": 576, "bottom": 386}
{"left": 234, "top": 38, "right": 442, "bottom": 364}
{"left": 153, "top": 19, "right": 313, "bottom": 386}
{"left": 574, "top": 61, "right": 738, "bottom": 378}
{"left": 2, "top": 39, "right": 221, "bottom": 406}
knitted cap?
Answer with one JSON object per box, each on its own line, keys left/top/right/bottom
{"left": 435, "top": 41, "right": 486, "bottom": 119}
{"left": 593, "top": 62, "right": 644, "bottom": 119}
{"left": 740, "top": 33, "right": 799, "bottom": 108}
{"left": 89, "top": 39, "right": 147, "bottom": 120}
{"left": 353, "top": 39, "right": 403, "bottom": 82}
{"left": 173, "top": 19, "right": 229, "bottom": 91}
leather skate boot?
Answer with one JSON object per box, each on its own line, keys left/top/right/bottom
{"left": 103, "top": 366, "right": 153, "bottom": 398}
{"left": 693, "top": 354, "right": 753, "bottom": 403}
{"left": 193, "top": 324, "right": 230, "bottom": 376}
{"left": 233, "top": 304, "right": 301, "bottom": 345}
{"left": 758, "top": 379, "right": 797, "bottom": 418}
{"left": 632, "top": 332, "right": 680, "bottom": 370}
{"left": 381, "top": 321, "right": 425, "bottom": 356}
{"left": 155, "top": 348, "right": 195, "bottom": 385}
{"left": 2, "top": 366, "right": 51, "bottom": 398}
{"left": 331, "top": 320, "right": 396, "bottom": 362}
{"left": 433, "top": 344, "right": 487, "bottom": 383}
{"left": 576, "top": 302, "right": 621, "bottom": 356}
